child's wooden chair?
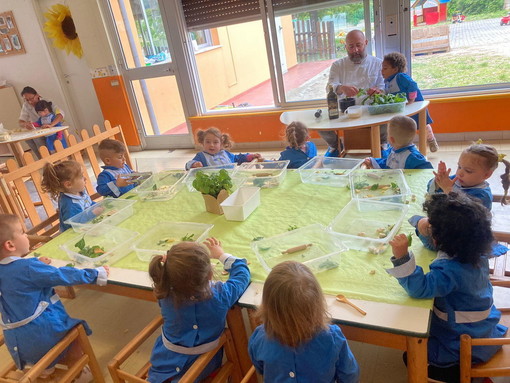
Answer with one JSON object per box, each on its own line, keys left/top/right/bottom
{"left": 108, "top": 315, "right": 256, "bottom": 383}
{"left": 459, "top": 310, "right": 510, "bottom": 383}
{"left": 0, "top": 324, "right": 104, "bottom": 383}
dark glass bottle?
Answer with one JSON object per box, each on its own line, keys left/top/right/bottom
{"left": 327, "top": 85, "right": 339, "bottom": 120}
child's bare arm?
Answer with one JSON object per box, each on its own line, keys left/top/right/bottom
{"left": 389, "top": 234, "right": 409, "bottom": 259}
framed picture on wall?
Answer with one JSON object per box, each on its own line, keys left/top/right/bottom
{"left": 0, "top": 11, "right": 25, "bottom": 57}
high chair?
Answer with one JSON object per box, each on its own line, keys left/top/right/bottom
{"left": 459, "top": 310, "right": 510, "bottom": 383}
{"left": 0, "top": 324, "right": 104, "bottom": 383}
{"left": 108, "top": 315, "right": 256, "bottom": 383}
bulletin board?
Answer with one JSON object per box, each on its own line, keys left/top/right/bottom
{"left": 0, "top": 11, "right": 25, "bottom": 56}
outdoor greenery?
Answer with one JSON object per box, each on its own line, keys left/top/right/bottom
{"left": 412, "top": 53, "right": 510, "bottom": 89}
{"left": 447, "top": 0, "right": 505, "bottom": 16}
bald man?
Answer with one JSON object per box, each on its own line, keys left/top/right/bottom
{"left": 321, "top": 30, "right": 384, "bottom": 157}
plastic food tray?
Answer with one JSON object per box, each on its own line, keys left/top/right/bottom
{"left": 184, "top": 164, "right": 243, "bottom": 192}
{"left": 60, "top": 225, "right": 139, "bottom": 267}
{"left": 64, "top": 198, "right": 137, "bottom": 233}
{"left": 132, "top": 222, "right": 214, "bottom": 262}
{"left": 234, "top": 160, "right": 290, "bottom": 188}
{"left": 298, "top": 157, "right": 363, "bottom": 187}
{"left": 220, "top": 187, "right": 260, "bottom": 221}
{"left": 367, "top": 101, "right": 406, "bottom": 115}
{"left": 329, "top": 199, "right": 409, "bottom": 253}
{"left": 135, "top": 170, "right": 186, "bottom": 201}
{"left": 349, "top": 169, "right": 411, "bottom": 204}
{"left": 251, "top": 224, "right": 348, "bottom": 274}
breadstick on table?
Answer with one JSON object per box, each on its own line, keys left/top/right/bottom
{"left": 254, "top": 172, "right": 274, "bottom": 177}
{"left": 281, "top": 243, "right": 312, "bottom": 254}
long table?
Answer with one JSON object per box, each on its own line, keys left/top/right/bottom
{"left": 35, "top": 169, "right": 436, "bottom": 382}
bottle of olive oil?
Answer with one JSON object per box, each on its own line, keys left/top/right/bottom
{"left": 327, "top": 85, "right": 339, "bottom": 120}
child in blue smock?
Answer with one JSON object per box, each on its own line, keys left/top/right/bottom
{"left": 34, "top": 100, "right": 67, "bottom": 153}
{"left": 41, "top": 160, "right": 99, "bottom": 232}
{"left": 0, "top": 214, "right": 109, "bottom": 379}
{"left": 363, "top": 115, "right": 432, "bottom": 170}
{"left": 185, "top": 127, "right": 263, "bottom": 170}
{"left": 96, "top": 139, "right": 136, "bottom": 198}
{"left": 147, "top": 237, "right": 250, "bottom": 383}
{"left": 387, "top": 193, "right": 507, "bottom": 382}
{"left": 278, "top": 121, "right": 317, "bottom": 169}
{"left": 249, "top": 261, "right": 359, "bottom": 383}
{"left": 409, "top": 143, "right": 507, "bottom": 255}
{"left": 382, "top": 52, "right": 439, "bottom": 152}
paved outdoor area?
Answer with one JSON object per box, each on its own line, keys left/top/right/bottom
{"left": 450, "top": 17, "right": 510, "bottom": 55}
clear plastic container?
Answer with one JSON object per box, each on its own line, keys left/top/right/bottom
{"left": 64, "top": 198, "right": 137, "bottom": 233}
{"left": 135, "top": 170, "right": 186, "bottom": 201}
{"left": 298, "top": 156, "right": 363, "bottom": 187}
{"left": 234, "top": 160, "right": 290, "bottom": 188}
{"left": 349, "top": 169, "right": 411, "bottom": 204}
{"left": 132, "top": 222, "right": 214, "bottom": 262}
{"left": 251, "top": 224, "right": 348, "bottom": 274}
{"left": 60, "top": 225, "right": 139, "bottom": 267}
{"left": 184, "top": 164, "right": 241, "bottom": 192}
{"left": 329, "top": 199, "right": 409, "bottom": 253}
{"left": 220, "top": 187, "right": 260, "bottom": 221}
{"left": 367, "top": 101, "right": 406, "bottom": 115}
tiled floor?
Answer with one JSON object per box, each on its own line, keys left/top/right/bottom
{"left": 1, "top": 139, "right": 509, "bottom": 382}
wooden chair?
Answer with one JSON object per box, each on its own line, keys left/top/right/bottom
{"left": 0, "top": 324, "right": 104, "bottom": 383}
{"left": 459, "top": 310, "right": 510, "bottom": 383}
{"left": 108, "top": 315, "right": 256, "bottom": 383}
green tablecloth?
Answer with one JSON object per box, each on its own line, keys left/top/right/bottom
{"left": 36, "top": 170, "right": 436, "bottom": 309}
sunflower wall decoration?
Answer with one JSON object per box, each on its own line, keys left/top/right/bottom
{"left": 43, "top": 3, "right": 83, "bottom": 58}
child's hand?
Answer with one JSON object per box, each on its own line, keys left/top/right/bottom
{"left": 203, "top": 237, "right": 223, "bottom": 259}
{"left": 39, "top": 256, "right": 52, "bottom": 265}
{"left": 433, "top": 161, "right": 457, "bottom": 193}
{"left": 367, "top": 87, "right": 383, "bottom": 96}
{"left": 191, "top": 162, "right": 203, "bottom": 169}
{"left": 417, "top": 218, "right": 431, "bottom": 237}
{"left": 115, "top": 174, "right": 132, "bottom": 188}
{"left": 362, "top": 157, "right": 373, "bottom": 169}
{"left": 102, "top": 265, "right": 110, "bottom": 276}
{"left": 41, "top": 124, "right": 52, "bottom": 129}
{"left": 92, "top": 206, "right": 105, "bottom": 216}
{"left": 389, "top": 234, "right": 409, "bottom": 259}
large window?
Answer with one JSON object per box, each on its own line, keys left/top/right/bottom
{"left": 409, "top": 0, "right": 510, "bottom": 92}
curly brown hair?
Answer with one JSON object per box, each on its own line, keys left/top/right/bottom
{"left": 285, "top": 121, "right": 309, "bottom": 149}
{"left": 41, "top": 160, "right": 83, "bottom": 200}
{"left": 148, "top": 241, "right": 213, "bottom": 307}
{"left": 196, "top": 127, "right": 233, "bottom": 150}
{"left": 383, "top": 52, "right": 407, "bottom": 73}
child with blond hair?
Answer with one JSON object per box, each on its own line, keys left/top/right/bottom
{"left": 96, "top": 138, "right": 136, "bottom": 197}
{"left": 185, "top": 127, "right": 263, "bottom": 170}
{"left": 382, "top": 52, "right": 438, "bottom": 152}
{"left": 41, "top": 160, "right": 98, "bottom": 232}
{"left": 147, "top": 237, "right": 250, "bottom": 382}
{"left": 364, "top": 115, "right": 432, "bottom": 170}
{"left": 278, "top": 121, "right": 317, "bottom": 169}
{"left": 249, "top": 261, "right": 359, "bottom": 382}
{"left": 0, "top": 214, "right": 109, "bottom": 381}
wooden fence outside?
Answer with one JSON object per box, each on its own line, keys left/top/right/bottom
{"left": 293, "top": 19, "right": 336, "bottom": 62}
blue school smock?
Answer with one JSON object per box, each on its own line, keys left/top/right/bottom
{"left": 96, "top": 164, "right": 136, "bottom": 197}
{"left": 36, "top": 114, "right": 67, "bottom": 152}
{"left": 147, "top": 256, "right": 250, "bottom": 383}
{"left": 185, "top": 150, "right": 253, "bottom": 170}
{"left": 0, "top": 257, "right": 107, "bottom": 369}
{"left": 370, "top": 144, "right": 433, "bottom": 170}
{"left": 249, "top": 324, "right": 359, "bottom": 383}
{"left": 58, "top": 191, "right": 95, "bottom": 232}
{"left": 385, "top": 72, "right": 433, "bottom": 125}
{"left": 387, "top": 251, "right": 507, "bottom": 367}
{"left": 278, "top": 142, "right": 317, "bottom": 169}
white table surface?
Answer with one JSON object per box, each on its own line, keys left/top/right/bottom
{"left": 1, "top": 125, "right": 69, "bottom": 143}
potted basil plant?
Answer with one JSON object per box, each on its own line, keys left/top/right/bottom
{"left": 192, "top": 169, "right": 234, "bottom": 214}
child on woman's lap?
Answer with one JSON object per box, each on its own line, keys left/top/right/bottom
{"left": 0, "top": 214, "right": 109, "bottom": 381}
{"left": 249, "top": 261, "right": 359, "bottom": 383}
{"left": 278, "top": 121, "right": 317, "bottom": 168}
{"left": 147, "top": 237, "right": 250, "bottom": 383}
{"left": 185, "top": 127, "right": 263, "bottom": 170}
{"left": 387, "top": 193, "right": 507, "bottom": 383}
